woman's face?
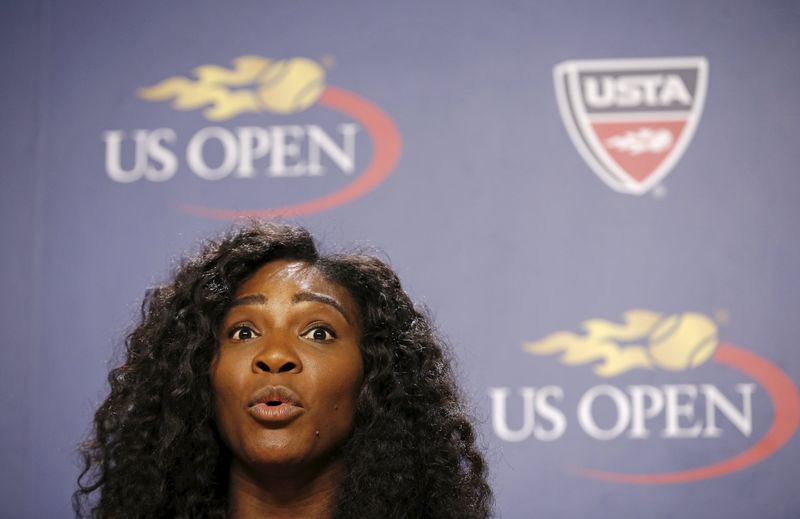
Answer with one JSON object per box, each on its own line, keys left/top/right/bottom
{"left": 211, "top": 260, "right": 364, "bottom": 472}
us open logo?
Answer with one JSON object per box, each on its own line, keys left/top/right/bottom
{"left": 489, "top": 310, "right": 800, "bottom": 483}
{"left": 102, "top": 55, "right": 402, "bottom": 219}
{"left": 553, "top": 57, "right": 708, "bottom": 195}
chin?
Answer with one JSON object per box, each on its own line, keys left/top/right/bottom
{"left": 244, "top": 439, "right": 312, "bottom": 465}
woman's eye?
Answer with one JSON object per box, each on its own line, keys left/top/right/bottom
{"left": 229, "top": 326, "right": 257, "bottom": 341}
{"left": 303, "top": 327, "right": 335, "bottom": 342}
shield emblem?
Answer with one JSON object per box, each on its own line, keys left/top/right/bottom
{"left": 554, "top": 57, "right": 708, "bottom": 195}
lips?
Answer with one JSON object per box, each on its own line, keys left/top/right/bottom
{"left": 247, "top": 385, "right": 305, "bottom": 425}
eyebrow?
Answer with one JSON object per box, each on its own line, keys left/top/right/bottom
{"left": 227, "top": 291, "right": 352, "bottom": 324}
{"left": 228, "top": 294, "right": 268, "bottom": 308}
{"left": 292, "top": 291, "right": 352, "bottom": 324}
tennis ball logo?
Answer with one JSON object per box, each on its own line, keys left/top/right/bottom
{"left": 525, "top": 309, "right": 721, "bottom": 376}
{"left": 137, "top": 55, "right": 328, "bottom": 120}
{"left": 646, "top": 312, "right": 718, "bottom": 370}
{"left": 257, "top": 58, "right": 326, "bottom": 114}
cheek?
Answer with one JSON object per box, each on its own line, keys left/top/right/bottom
{"left": 326, "top": 359, "right": 364, "bottom": 428}
{"left": 211, "top": 350, "right": 248, "bottom": 398}
{"left": 210, "top": 356, "right": 245, "bottom": 439}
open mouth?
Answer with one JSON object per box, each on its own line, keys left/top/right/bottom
{"left": 246, "top": 385, "right": 305, "bottom": 424}
{"left": 248, "top": 400, "right": 304, "bottom": 424}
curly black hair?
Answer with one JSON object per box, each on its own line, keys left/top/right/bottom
{"left": 74, "top": 222, "right": 492, "bottom": 518}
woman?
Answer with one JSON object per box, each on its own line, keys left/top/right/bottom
{"left": 75, "top": 222, "right": 492, "bottom": 518}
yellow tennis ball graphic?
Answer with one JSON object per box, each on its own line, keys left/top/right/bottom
{"left": 257, "top": 58, "right": 326, "bottom": 114}
{"left": 646, "top": 312, "right": 719, "bottom": 371}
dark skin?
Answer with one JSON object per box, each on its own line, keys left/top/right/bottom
{"left": 211, "top": 260, "right": 364, "bottom": 519}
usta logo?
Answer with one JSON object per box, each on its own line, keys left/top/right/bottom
{"left": 583, "top": 74, "right": 693, "bottom": 109}
{"left": 554, "top": 57, "right": 708, "bottom": 195}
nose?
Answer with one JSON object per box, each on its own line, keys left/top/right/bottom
{"left": 252, "top": 334, "right": 302, "bottom": 374}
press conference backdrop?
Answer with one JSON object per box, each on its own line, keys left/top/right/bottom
{"left": 2, "top": 0, "right": 800, "bottom": 517}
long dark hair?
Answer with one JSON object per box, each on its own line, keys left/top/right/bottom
{"left": 75, "top": 222, "right": 492, "bottom": 518}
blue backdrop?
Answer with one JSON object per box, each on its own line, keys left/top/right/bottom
{"left": 2, "top": 1, "right": 800, "bottom": 517}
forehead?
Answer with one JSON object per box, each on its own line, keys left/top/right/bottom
{"left": 236, "top": 260, "right": 357, "bottom": 313}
